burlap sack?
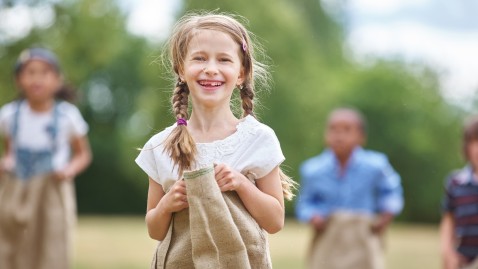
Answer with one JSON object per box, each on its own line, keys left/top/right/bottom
{"left": 151, "top": 166, "right": 271, "bottom": 269}
{"left": 0, "top": 173, "right": 76, "bottom": 269}
{"left": 308, "top": 212, "right": 384, "bottom": 269}
{"left": 184, "top": 166, "right": 251, "bottom": 269}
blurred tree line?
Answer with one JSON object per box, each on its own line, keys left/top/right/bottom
{"left": 0, "top": 0, "right": 474, "bottom": 222}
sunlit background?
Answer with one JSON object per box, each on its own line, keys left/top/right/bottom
{"left": 1, "top": 0, "right": 477, "bottom": 268}
{"left": 4, "top": 0, "right": 476, "bottom": 103}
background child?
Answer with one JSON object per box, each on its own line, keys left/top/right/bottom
{"left": 441, "top": 115, "right": 478, "bottom": 269}
{"left": 295, "top": 107, "right": 404, "bottom": 269}
{"left": 0, "top": 47, "right": 92, "bottom": 269}
{"left": 135, "top": 12, "right": 295, "bottom": 268}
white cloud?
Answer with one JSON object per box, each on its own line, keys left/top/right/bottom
{"left": 125, "top": 0, "right": 181, "bottom": 43}
{"left": 344, "top": 0, "right": 478, "bottom": 105}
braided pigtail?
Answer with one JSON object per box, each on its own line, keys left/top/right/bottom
{"left": 239, "top": 80, "right": 255, "bottom": 118}
{"left": 163, "top": 80, "right": 197, "bottom": 175}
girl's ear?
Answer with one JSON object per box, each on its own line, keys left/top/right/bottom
{"left": 178, "top": 70, "right": 185, "bottom": 82}
{"left": 237, "top": 67, "right": 245, "bottom": 86}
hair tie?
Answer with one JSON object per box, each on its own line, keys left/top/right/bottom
{"left": 177, "top": 118, "right": 187, "bottom": 126}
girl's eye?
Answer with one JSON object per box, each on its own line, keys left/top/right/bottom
{"left": 193, "top": 56, "right": 205, "bottom": 61}
{"left": 219, "top": 58, "right": 231, "bottom": 62}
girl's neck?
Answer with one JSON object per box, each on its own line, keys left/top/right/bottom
{"left": 189, "top": 110, "right": 238, "bottom": 131}
{"left": 188, "top": 109, "right": 240, "bottom": 143}
{"left": 27, "top": 99, "right": 55, "bottom": 112}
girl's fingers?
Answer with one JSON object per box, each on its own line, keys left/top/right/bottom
{"left": 172, "top": 180, "right": 187, "bottom": 195}
{"left": 214, "top": 163, "right": 229, "bottom": 177}
{"left": 218, "top": 182, "right": 235, "bottom": 192}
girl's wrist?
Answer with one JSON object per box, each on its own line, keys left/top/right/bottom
{"left": 64, "top": 167, "right": 76, "bottom": 179}
{"left": 156, "top": 197, "right": 173, "bottom": 216}
{"left": 235, "top": 173, "right": 253, "bottom": 194}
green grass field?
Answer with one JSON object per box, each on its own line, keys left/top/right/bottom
{"left": 74, "top": 216, "right": 440, "bottom": 269}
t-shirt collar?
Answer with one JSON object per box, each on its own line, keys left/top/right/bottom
{"left": 326, "top": 146, "right": 363, "bottom": 169}
{"left": 457, "top": 165, "right": 478, "bottom": 185}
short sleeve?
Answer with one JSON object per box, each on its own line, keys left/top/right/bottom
{"left": 65, "top": 104, "right": 88, "bottom": 137}
{"left": 442, "top": 175, "right": 455, "bottom": 213}
{"left": 135, "top": 140, "right": 160, "bottom": 182}
{"left": 245, "top": 125, "right": 285, "bottom": 179}
{"left": 0, "top": 102, "right": 15, "bottom": 136}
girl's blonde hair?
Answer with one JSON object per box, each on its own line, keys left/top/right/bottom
{"left": 162, "top": 12, "right": 296, "bottom": 200}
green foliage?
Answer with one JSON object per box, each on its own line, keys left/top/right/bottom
{"left": 0, "top": 0, "right": 470, "bottom": 222}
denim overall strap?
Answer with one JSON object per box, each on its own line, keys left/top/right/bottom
{"left": 50, "top": 102, "right": 59, "bottom": 152}
{"left": 11, "top": 101, "right": 20, "bottom": 143}
{"left": 12, "top": 100, "right": 60, "bottom": 179}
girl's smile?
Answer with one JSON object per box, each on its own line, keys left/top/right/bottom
{"left": 197, "top": 79, "right": 225, "bottom": 91}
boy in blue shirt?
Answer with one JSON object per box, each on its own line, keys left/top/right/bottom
{"left": 441, "top": 115, "right": 478, "bottom": 269}
{"left": 296, "top": 108, "right": 404, "bottom": 269}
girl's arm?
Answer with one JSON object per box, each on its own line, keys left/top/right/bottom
{"left": 215, "top": 164, "right": 285, "bottom": 234}
{"left": 146, "top": 178, "right": 188, "bottom": 240}
{"left": 440, "top": 212, "right": 459, "bottom": 269}
{"left": 54, "top": 135, "right": 92, "bottom": 181}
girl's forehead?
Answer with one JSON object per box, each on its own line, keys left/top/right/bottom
{"left": 187, "top": 29, "right": 237, "bottom": 49}
{"left": 21, "top": 59, "right": 57, "bottom": 71}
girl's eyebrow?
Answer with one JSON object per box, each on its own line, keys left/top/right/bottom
{"left": 188, "top": 49, "right": 235, "bottom": 57}
{"left": 188, "top": 50, "right": 204, "bottom": 55}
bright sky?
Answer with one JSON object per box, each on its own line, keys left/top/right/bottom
{"left": 118, "top": 0, "right": 182, "bottom": 43}
{"left": 338, "top": 0, "right": 478, "bottom": 106}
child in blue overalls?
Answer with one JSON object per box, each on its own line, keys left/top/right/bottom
{"left": 0, "top": 47, "right": 92, "bottom": 269}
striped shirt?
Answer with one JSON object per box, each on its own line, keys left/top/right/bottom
{"left": 443, "top": 165, "right": 478, "bottom": 261}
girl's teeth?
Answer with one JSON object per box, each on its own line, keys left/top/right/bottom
{"left": 201, "top": 82, "right": 221, "bottom": 86}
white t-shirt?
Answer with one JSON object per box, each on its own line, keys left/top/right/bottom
{"left": 135, "top": 115, "right": 285, "bottom": 190}
{"left": 0, "top": 100, "right": 89, "bottom": 173}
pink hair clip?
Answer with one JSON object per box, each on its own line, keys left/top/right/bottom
{"left": 242, "top": 39, "right": 247, "bottom": 52}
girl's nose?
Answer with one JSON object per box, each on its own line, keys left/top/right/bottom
{"left": 203, "top": 61, "right": 218, "bottom": 75}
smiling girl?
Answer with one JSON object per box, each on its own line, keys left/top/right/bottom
{"left": 135, "top": 12, "right": 295, "bottom": 268}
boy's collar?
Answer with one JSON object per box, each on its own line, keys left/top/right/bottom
{"left": 327, "top": 146, "right": 364, "bottom": 165}
{"left": 457, "top": 165, "right": 478, "bottom": 185}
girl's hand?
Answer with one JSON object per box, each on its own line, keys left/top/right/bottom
{"left": 214, "top": 163, "right": 248, "bottom": 192}
{"left": 52, "top": 168, "right": 75, "bottom": 182}
{"left": 159, "top": 180, "right": 188, "bottom": 213}
{"left": 0, "top": 155, "right": 14, "bottom": 176}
